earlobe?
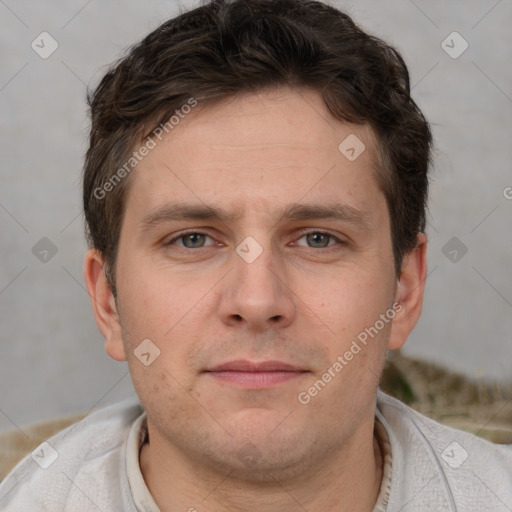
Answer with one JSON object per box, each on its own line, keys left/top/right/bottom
{"left": 83, "top": 249, "right": 127, "bottom": 362}
{"left": 388, "top": 233, "right": 428, "bottom": 350}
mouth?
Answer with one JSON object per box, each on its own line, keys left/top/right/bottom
{"left": 204, "top": 360, "right": 309, "bottom": 389}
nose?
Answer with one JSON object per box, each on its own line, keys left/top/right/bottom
{"left": 217, "top": 241, "right": 296, "bottom": 332}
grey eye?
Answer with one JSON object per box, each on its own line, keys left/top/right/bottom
{"left": 180, "top": 233, "right": 207, "bottom": 248}
{"left": 304, "top": 232, "right": 334, "bottom": 248}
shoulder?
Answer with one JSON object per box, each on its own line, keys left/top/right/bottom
{"left": 377, "top": 389, "right": 512, "bottom": 511}
{"left": 0, "top": 397, "right": 144, "bottom": 512}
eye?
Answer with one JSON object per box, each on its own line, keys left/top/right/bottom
{"left": 166, "top": 231, "right": 215, "bottom": 249}
{"left": 164, "top": 230, "right": 344, "bottom": 251}
{"left": 294, "top": 231, "right": 343, "bottom": 249}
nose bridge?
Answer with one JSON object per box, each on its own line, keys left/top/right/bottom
{"left": 238, "top": 239, "right": 280, "bottom": 296}
{"left": 218, "top": 234, "right": 295, "bottom": 329}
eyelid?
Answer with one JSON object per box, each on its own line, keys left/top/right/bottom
{"left": 292, "top": 228, "right": 346, "bottom": 248}
{"left": 164, "top": 229, "right": 217, "bottom": 247}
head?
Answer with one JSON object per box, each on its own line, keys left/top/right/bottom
{"left": 84, "top": 0, "right": 430, "bottom": 480}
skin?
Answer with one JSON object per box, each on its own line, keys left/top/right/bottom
{"left": 85, "top": 86, "right": 427, "bottom": 512}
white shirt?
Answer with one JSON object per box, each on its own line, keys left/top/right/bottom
{"left": 1, "top": 390, "right": 511, "bottom": 511}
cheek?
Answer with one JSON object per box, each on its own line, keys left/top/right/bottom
{"left": 304, "top": 268, "right": 394, "bottom": 337}
{"left": 116, "top": 258, "right": 199, "bottom": 342}
{"left": 128, "top": 362, "right": 192, "bottom": 423}
{"left": 116, "top": 265, "right": 208, "bottom": 386}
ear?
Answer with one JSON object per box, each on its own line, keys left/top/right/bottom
{"left": 83, "top": 249, "right": 127, "bottom": 361}
{"left": 388, "top": 233, "right": 428, "bottom": 350}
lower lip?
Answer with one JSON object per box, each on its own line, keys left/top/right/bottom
{"left": 206, "top": 370, "right": 307, "bottom": 389}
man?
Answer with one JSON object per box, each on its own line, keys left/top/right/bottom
{"left": 1, "top": 0, "right": 511, "bottom": 510}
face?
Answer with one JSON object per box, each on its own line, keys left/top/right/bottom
{"left": 86, "top": 86, "right": 426, "bottom": 480}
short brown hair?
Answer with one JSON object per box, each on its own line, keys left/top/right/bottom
{"left": 83, "top": 0, "right": 432, "bottom": 296}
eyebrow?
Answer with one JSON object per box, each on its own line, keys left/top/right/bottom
{"left": 140, "top": 201, "right": 375, "bottom": 232}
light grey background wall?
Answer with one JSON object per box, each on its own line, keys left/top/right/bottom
{"left": 1, "top": 0, "right": 511, "bottom": 433}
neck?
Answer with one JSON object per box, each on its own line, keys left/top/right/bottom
{"left": 139, "top": 415, "right": 384, "bottom": 512}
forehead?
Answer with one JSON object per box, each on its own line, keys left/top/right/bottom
{"left": 123, "top": 87, "right": 385, "bottom": 224}
{"left": 157, "top": 87, "right": 379, "bottom": 162}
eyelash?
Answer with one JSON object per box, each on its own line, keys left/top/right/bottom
{"left": 164, "top": 230, "right": 345, "bottom": 251}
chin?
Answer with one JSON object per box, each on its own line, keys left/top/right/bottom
{"left": 208, "top": 439, "right": 315, "bottom": 484}
{"left": 192, "top": 418, "right": 319, "bottom": 483}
